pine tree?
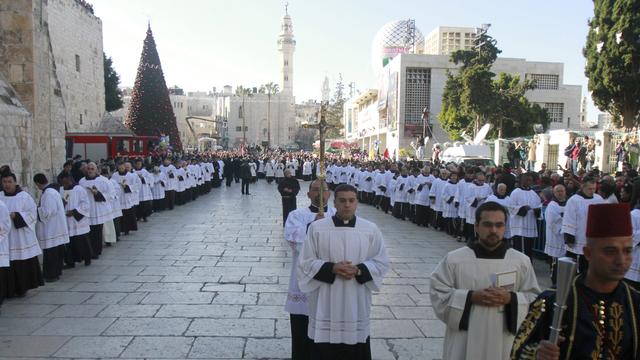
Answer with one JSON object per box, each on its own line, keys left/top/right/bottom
{"left": 125, "top": 24, "right": 182, "bottom": 151}
{"left": 584, "top": 0, "right": 640, "bottom": 129}
{"left": 325, "top": 74, "right": 345, "bottom": 139}
{"left": 104, "top": 53, "right": 123, "bottom": 112}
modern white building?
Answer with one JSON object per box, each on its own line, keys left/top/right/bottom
{"left": 424, "top": 26, "right": 478, "bottom": 55}
{"left": 346, "top": 21, "right": 584, "bottom": 160}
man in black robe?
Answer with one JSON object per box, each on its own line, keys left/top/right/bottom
{"left": 511, "top": 203, "right": 640, "bottom": 360}
{"left": 278, "top": 170, "right": 300, "bottom": 226}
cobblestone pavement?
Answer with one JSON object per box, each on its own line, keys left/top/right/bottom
{"left": 0, "top": 180, "right": 549, "bottom": 359}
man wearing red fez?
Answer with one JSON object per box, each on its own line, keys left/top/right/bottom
{"left": 511, "top": 203, "right": 640, "bottom": 360}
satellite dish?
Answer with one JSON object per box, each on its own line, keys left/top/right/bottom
{"left": 473, "top": 124, "right": 491, "bottom": 144}
{"left": 460, "top": 131, "right": 473, "bottom": 143}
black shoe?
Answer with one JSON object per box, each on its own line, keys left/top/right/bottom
{"left": 85, "top": 259, "right": 91, "bottom": 266}
{"left": 246, "top": 193, "right": 251, "bottom": 195}
{"left": 45, "top": 277, "right": 59, "bottom": 283}
{"left": 91, "top": 255, "right": 99, "bottom": 260}
{"left": 105, "top": 243, "right": 112, "bottom": 247}
{"left": 63, "top": 264, "right": 75, "bottom": 269}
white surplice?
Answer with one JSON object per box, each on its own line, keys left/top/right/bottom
{"left": 78, "top": 176, "right": 114, "bottom": 225}
{"left": 508, "top": 188, "right": 542, "bottom": 238}
{"left": 36, "top": 187, "right": 69, "bottom": 249}
{"left": 297, "top": 216, "right": 389, "bottom": 344}
{"left": 430, "top": 246, "right": 540, "bottom": 360}
{"left": 110, "top": 172, "right": 138, "bottom": 210}
{"left": 544, "top": 200, "right": 566, "bottom": 258}
{"left": 464, "top": 183, "right": 493, "bottom": 224}
{"left": 0, "top": 201, "right": 11, "bottom": 267}
{"left": 62, "top": 185, "right": 90, "bottom": 237}
{"left": 561, "top": 192, "right": 604, "bottom": 255}
{"left": 284, "top": 206, "right": 337, "bottom": 315}
{"left": 441, "top": 181, "right": 459, "bottom": 218}
{"left": 0, "top": 190, "right": 42, "bottom": 260}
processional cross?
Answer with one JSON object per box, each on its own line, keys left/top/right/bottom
{"left": 303, "top": 101, "right": 337, "bottom": 216}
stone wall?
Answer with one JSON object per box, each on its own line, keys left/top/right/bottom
{"left": 48, "top": 0, "right": 105, "bottom": 131}
{"left": 0, "top": 75, "right": 33, "bottom": 190}
{"left": 0, "top": 0, "right": 103, "bottom": 185}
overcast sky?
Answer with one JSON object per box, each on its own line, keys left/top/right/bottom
{"left": 93, "top": 0, "right": 598, "bottom": 120}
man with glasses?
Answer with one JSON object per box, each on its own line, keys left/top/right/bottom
{"left": 430, "top": 201, "right": 540, "bottom": 360}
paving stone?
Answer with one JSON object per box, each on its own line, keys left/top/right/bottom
{"left": 33, "top": 317, "right": 116, "bottom": 335}
{"left": 22, "top": 291, "right": 93, "bottom": 305}
{"left": 46, "top": 304, "right": 107, "bottom": 317}
{"left": 142, "top": 292, "right": 214, "bottom": 305}
{"left": 83, "top": 292, "right": 129, "bottom": 304}
{"left": 186, "top": 319, "right": 274, "bottom": 337}
{"left": 257, "top": 292, "right": 287, "bottom": 305}
{"left": 188, "top": 336, "right": 245, "bottom": 358}
{"left": 201, "top": 283, "right": 246, "bottom": 292}
{"left": 370, "top": 319, "right": 424, "bottom": 338}
{"left": 0, "top": 317, "right": 51, "bottom": 335}
{"left": 98, "top": 304, "right": 161, "bottom": 317}
{"left": 414, "top": 319, "right": 446, "bottom": 338}
{"left": 53, "top": 336, "right": 132, "bottom": 358}
{"left": 0, "top": 304, "right": 59, "bottom": 317}
{"left": 105, "top": 318, "right": 192, "bottom": 336}
{"left": 244, "top": 338, "right": 289, "bottom": 359}
{"left": 155, "top": 304, "right": 241, "bottom": 318}
{"left": 241, "top": 305, "right": 289, "bottom": 319}
{"left": 386, "top": 338, "right": 444, "bottom": 360}
{"left": 390, "top": 306, "right": 437, "bottom": 320}
{"left": 137, "top": 282, "right": 204, "bottom": 292}
{"left": 211, "top": 292, "right": 257, "bottom": 305}
{"left": 0, "top": 335, "right": 70, "bottom": 357}
{"left": 121, "top": 336, "right": 194, "bottom": 358}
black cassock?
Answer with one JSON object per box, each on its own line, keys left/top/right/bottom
{"left": 511, "top": 275, "right": 640, "bottom": 359}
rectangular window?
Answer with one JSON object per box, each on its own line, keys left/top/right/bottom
{"left": 526, "top": 74, "right": 559, "bottom": 90}
{"left": 236, "top": 126, "right": 242, "bottom": 132}
{"left": 404, "top": 67, "right": 431, "bottom": 124}
{"left": 75, "top": 55, "right": 80, "bottom": 72}
{"left": 542, "top": 102, "right": 564, "bottom": 123}
{"left": 79, "top": 113, "right": 83, "bottom": 125}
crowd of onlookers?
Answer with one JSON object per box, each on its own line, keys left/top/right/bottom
{"left": 2, "top": 143, "right": 639, "bottom": 306}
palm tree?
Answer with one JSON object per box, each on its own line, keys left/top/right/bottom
{"left": 259, "top": 82, "right": 279, "bottom": 147}
{"left": 235, "top": 86, "right": 253, "bottom": 146}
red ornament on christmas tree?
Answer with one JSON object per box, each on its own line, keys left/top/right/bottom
{"left": 125, "top": 23, "right": 183, "bottom": 151}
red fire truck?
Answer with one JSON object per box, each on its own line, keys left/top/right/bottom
{"left": 65, "top": 133, "right": 161, "bottom": 160}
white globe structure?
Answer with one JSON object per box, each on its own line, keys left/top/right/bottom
{"left": 372, "top": 20, "right": 425, "bottom": 73}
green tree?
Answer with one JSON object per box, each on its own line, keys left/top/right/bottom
{"left": 324, "top": 74, "right": 345, "bottom": 139}
{"left": 439, "top": 31, "right": 550, "bottom": 139}
{"left": 125, "top": 25, "right": 182, "bottom": 151}
{"left": 103, "top": 53, "right": 123, "bottom": 112}
{"left": 584, "top": 0, "right": 640, "bottom": 129}
{"left": 493, "top": 73, "right": 550, "bottom": 138}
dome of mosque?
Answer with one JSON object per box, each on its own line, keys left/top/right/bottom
{"left": 372, "top": 20, "right": 425, "bottom": 73}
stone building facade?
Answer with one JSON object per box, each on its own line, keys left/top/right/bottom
{"left": 0, "top": 0, "right": 104, "bottom": 187}
{"left": 47, "top": 0, "right": 105, "bottom": 131}
{"left": 0, "top": 75, "right": 33, "bottom": 189}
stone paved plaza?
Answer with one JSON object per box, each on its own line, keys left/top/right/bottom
{"left": 0, "top": 181, "right": 549, "bottom": 359}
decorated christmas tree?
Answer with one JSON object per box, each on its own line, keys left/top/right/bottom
{"left": 125, "top": 24, "right": 182, "bottom": 151}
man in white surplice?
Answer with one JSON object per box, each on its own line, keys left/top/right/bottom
{"left": 297, "top": 184, "right": 389, "bottom": 360}
{"left": 284, "top": 179, "right": 335, "bottom": 360}
{"left": 430, "top": 201, "right": 540, "bottom": 360}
